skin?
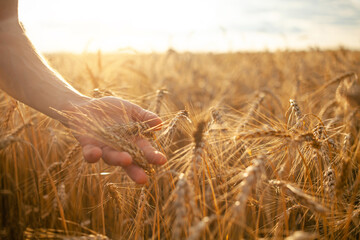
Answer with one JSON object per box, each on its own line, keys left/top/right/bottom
{"left": 0, "top": 0, "right": 166, "bottom": 184}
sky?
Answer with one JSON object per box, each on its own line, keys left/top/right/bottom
{"left": 18, "top": 0, "right": 360, "bottom": 53}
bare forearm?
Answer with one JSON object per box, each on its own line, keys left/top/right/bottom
{"left": 0, "top": 0, "right": 18, "bottom": 21}
{"left": 0, "top": 18, "right": 89, "bottom": 122}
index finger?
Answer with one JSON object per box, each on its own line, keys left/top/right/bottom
{"left": 131, "top": 105, "right": 162, "bottom": 130}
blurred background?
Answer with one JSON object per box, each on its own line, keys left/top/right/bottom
{"left": 19, "top": 0, "right": 360, "bottom": 53}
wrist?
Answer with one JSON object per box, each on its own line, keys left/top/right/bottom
{"left": 55, "top": 94, "right": 93, "bottom": 125}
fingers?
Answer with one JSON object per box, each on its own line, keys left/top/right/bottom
{"left": 82, "top": 143, "right": 149, "bottom": 184}
{"left": 101, "top": 146, "right": 132, "bottom": 167}
{"left": 82, "top": 144, "right": 102, "bottom": 163}
{"left": 132, "top": 106, "right": 163, "bottom": 130}
{"left": 123, "top": 164, "right": 149, "bottom": 184}
{"left": 81, "top": 144, "right": 150, "bottom": 184}
{"left": 136, "top": 138, "right": 167, "bottom": 165}
{"left": 101, "top": 139, "right": 166, "bottom": 185}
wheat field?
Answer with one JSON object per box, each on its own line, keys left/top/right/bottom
{"left": 0, "top": 49, "right": 360, "bottom": 239}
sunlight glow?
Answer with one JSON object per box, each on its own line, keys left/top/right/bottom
{"left": 19, "top": 0, "right": 360, "bottom": 53}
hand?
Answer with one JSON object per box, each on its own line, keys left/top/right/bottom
{"left": 63, "top": 96, "right": 166, "bottom": 184}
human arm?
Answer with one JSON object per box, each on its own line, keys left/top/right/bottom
{"left": 0, "top": 0, "right": 166, "bottom": 184}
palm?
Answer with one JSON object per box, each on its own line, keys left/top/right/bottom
{"left": 69, "top": 97, "right": 166, "bottom": 184}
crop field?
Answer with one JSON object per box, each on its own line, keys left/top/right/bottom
{"left": 0, "top": 49, "right": 360, "bottom": 239}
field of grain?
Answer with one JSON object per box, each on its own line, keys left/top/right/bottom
{"left": 1, "top": 49, "right": 360, "bottom": 239}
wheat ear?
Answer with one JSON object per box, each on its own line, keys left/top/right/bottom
{"left": 270, "top": 180, "right": 328, "bottom": 214}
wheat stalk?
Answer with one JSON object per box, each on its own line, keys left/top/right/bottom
{"left": 232, "top": 157, "right": 265, "bottom": 216}
{"left": 160, "top": 110, "right": 191, "bottom": 146}
{"left": 61, "top": 143, "right": 81, "bottom": 169}
{"left": 237, "top": 92, "right": 265, "bottom": 132}
{"left": 53, "top": 182, "right": 68, "bottom": 211}
{"left": 323, "top": 166, "right": 335, "bottom": 199}
{"left": 105, "top": 183, "right": 123, "bottom": 212}
{"left": 187, "top": 215, "right": 216, "bottom": 240}
{"left": 172, "top": 173, "right": 198, "bottom": 240}
{"left": 84, "top": 122, "right": 155, "bottom": 174}
{"left": 289, "top": 99, "right": 303, "bottom": 129}
{"left": 186, "top": 121, "right": 206, "bottom": 183}
{"left": 336, "top": 133, "right": 352, "bottom": 196}
{"left": 154, "top": 89, "right": 167, "bottom": 115}
{"left": 0, "top": 136, "right": 19, "bottom": 150}
{"left": 270, "top": 180, "right": 328, "bottom": 214}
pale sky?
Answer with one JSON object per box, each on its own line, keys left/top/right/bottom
{"left": 18, "top": 0, "right": 360, "bottom": 53}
